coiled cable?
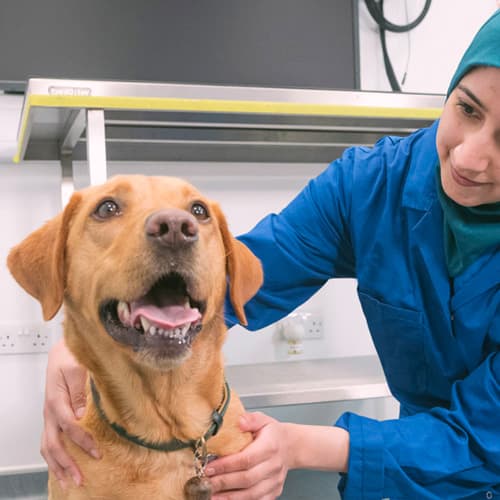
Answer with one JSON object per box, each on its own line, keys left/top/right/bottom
{"left": 364, "top": 0, "right": 432, "bottom": 91}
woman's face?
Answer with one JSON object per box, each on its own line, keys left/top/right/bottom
{"left": 436, "top": 66, "right": 500, "bottom": 206}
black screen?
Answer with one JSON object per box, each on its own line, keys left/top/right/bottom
{"left": 0, "top": 0, "right": 359, "bottom": 92}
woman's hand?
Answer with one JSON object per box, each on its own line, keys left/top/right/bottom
{"left": 207, "top": 411, "right": 350, "bottom": 499}
{"left": 41, "top": 338, "right": 96, "bottom": 488}
{"left": 207, "top": 412, "right": 291, "bottom": 500}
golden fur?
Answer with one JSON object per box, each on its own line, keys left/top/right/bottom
{"left": 7, "top": 175, "right": 263, "bottom": 499}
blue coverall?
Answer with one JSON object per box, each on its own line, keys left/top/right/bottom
{"left": 226, "top": 121, "right": 500, "bottom": 499}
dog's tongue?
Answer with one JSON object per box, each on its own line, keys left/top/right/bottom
{"left": 129, "top": 301, "right": 201, "bottom": 330}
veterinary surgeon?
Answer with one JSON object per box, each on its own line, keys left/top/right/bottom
{"left": 42, "top": 9, "right": 499, "bottom": 500}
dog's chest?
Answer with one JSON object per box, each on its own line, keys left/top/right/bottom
{"left": 50, "top": 445, "right": 196, "bottom": 499}
{"left": 97, "top": 451, "right": 194, "bottom": 498}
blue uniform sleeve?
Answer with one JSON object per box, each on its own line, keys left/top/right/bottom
{"left": 336, "top": 349, "right": 500, "bottom": 499}
{"left": 225, "top": 146, "right": 361, "bottom": 329}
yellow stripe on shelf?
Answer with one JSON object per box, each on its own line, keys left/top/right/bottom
{"left": 13, "top": 99, "right": 32, "bottom": 163}
{"left": 28, "top": 94, "right": 442, "bottom": 119}
{"left": 13, "top": 93, "right": 442, "bottom": 163}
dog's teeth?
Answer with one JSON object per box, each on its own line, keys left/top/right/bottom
{"left": 140, "top": 316, "right": 151, "bottom": 333}
{"left": 143, "top": 324, "right": 192, "bottom": 340}
{"left": 117, "top": 301, "right": 131, "bottom": 324}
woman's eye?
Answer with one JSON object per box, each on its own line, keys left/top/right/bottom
{"left": 191, "top": 202, "right": 209, "bottom": 221}
{"left": 457, "top": 100, "right": 477, "bottom": 118}
{"left": 94, "top": 200, "right": 121, "bottom": 220}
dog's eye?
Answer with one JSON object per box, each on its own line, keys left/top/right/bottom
{"left": 191, "top": 202, "right": 209, "bottom": 221}
{"left": 94, "top": 200, "right": 121, "bottom": 220}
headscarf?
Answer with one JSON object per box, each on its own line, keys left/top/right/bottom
{"left": 447, "top": 9, "right": 500, "bottom": 95}
{"left": 437, "top": 9, "right": 500, "bottom": 277}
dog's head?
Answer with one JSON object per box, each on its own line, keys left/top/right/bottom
{"left": 7, "top": 175, "right": 263, "bottom": 370}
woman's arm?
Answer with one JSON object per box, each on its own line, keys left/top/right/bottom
{"left": 334, "top": 352, "right": 500, "bottom": 499}
{"left": 225, "top": 147, "right": 360, "bottom": 331}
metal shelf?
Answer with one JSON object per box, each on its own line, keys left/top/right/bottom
{"left": 226, "top": 356, "right": 390, "bottom": 409}
{"left": 15, "top": 78, "right": 444, "bottom": 184}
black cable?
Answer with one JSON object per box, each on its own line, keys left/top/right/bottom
{"left": 365, "top": 0, "right": 432, "bottom": 33}
{"left": 378, "top": 2, "right": 401, "bottom": 91}
{"left": 364, "top": 0, "right": 432, "bottom": 91}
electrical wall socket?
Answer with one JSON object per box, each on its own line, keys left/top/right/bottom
{"left": 279, "top": 311, "right": 324, "bottom": 341}
{"left": 302, "top": 312, "right": 324, "bottom": 339}
{"left": 0, "top": 323, "right": 51, "bottom": 354}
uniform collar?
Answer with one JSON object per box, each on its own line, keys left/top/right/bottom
{"left": 401, "top": 120, "right": 440, "bottom": 212}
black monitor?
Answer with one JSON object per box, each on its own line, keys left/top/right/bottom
{"left": 0, "top": 0, "right": 359, "bottom": 92}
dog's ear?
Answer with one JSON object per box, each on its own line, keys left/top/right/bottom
{"left": 212, "top": 204, "right": 263, "bottom": 326}
{"left": 7, "top": 193, "right": 82, "bottom": 321}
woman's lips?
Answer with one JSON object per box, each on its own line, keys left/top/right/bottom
{"left": 450, "top": 165, "right": 485, "bottom": 187}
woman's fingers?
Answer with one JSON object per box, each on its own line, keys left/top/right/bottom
{"left": 207, "top": 445, "right": 259, "bottom": 478}
{"left": 210, "top": 461, "right": 286, "bottom": 500}
{"left": 41, "top": 421, "right": 81, "bottom": 488}
{"left": 55, "top": 402, "right": 99, "bottom": 458}
{"left": 211, "top": 478, "right": 284, "bottom": 500}
{"left": 208, "top": 413, "right": 289, "bottom": 499}
{"left": 41, "top": 339, "right": 96, "bottom": 487}
{"left": 238, "top": 411, "right": 276, "bottom": 433}
{"left": 63, "top": 361, "right": 88, "bottom": 419}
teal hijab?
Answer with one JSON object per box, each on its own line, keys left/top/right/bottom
{"left": 436, "top": 168, "right": 500, "bottom": 277}
{"left": 437, "top": 9, "right": 500, "bottom": 277}
{"left": 446, "top": 9, "right": 500, "bottom": 96}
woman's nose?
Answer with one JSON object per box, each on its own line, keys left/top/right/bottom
{"left": 453, "top": 132, "right": 491, "bottom": 174}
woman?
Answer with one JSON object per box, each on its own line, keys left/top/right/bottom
{"left": 42, "top": 10, "right": 500, "bottom": 499}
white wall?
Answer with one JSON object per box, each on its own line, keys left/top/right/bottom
{"left": 358, "top": 0, "right": 497, "bottom": 93}
{"left": 1, "top": 0, "right": 497, "bottom": 475}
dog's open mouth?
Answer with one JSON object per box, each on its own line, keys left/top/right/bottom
{"left": 99, "top": 273, "right": 206, "bottom": 357}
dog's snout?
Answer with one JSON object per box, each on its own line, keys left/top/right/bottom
{"left": 145, "top": 209, "right": 199, "bottom": 247}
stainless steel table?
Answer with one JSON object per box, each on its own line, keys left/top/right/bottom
{"left": 226, "top": 356, "right": 390, "bottom": 409}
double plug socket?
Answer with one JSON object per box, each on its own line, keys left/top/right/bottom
{"left": 0, "top": 323, "right": 51, "bottom": 354}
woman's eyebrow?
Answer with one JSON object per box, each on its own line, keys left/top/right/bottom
{"left": 457, "top": 84, "right": 487, "bottom": 111}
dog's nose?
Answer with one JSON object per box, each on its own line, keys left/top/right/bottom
{"left": 145, "top": 209, "right": 199, "bottom": 248}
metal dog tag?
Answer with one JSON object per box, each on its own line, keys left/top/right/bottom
{"left": 184, "top": 437, "right": 212, "bottom": 499}
{"left": 183, "top": 475, "right": 212, "bottom": 500}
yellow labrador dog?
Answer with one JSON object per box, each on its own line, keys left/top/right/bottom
{"left": 7, "top": 175, "right": 263, "bottom": 500}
